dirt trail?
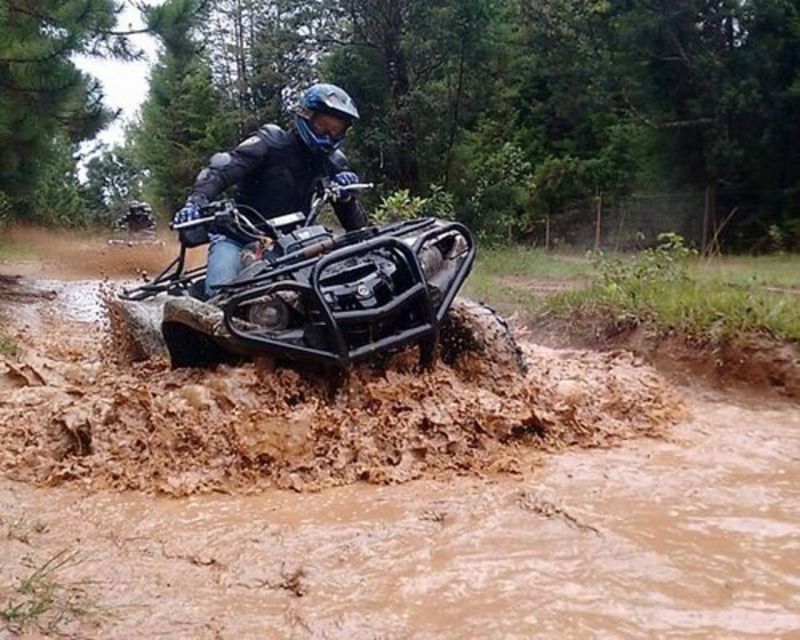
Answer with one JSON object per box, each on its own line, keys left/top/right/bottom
{"left": 0, "top": 236, "right": 798, "bottom": 637}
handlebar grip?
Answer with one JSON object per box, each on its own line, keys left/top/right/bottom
{"left": 170, "top": 214, "right": 217, "bottom": 231}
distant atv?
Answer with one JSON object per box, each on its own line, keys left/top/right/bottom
{"left": 108, "top": 201, "right": 159, "bottom": 246}
{"left": 115, "top": 183, "right": 526, "bottom": 375}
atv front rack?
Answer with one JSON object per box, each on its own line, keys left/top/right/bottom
{"left": 219, "top": 220, "right": 475, "bottom": 367}
{"left": 119, "top": 250, "right": 207, "bottom": 301}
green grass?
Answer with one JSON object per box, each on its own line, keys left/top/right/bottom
{"left": 1, "top": 549, "right": 94, "bottom": 635}
{"left": 464, "top": 246, "right": 589, "bottom": 307}
{"left": 462, "top": 245, "right": 800, "bottom": 343}
{"left": 0, "top": 321, "right": 19, "bottom": 358}
{"left": 473, "top": 246, "right": 589, "bottom": 279}
{"left": 548, "top": 278, "right": 800, "bottom": 343}
{"left": 0, "top": 334, "right": 19, "bottom": 358}
{"left": 690, "top": 254, "right": 800, "bottom": 289}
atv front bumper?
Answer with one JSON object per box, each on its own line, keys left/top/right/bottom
{"left": 219, "top": 220, "right": 475, "bottom": 367}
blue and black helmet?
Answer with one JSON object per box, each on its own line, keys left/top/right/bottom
{"left": 294, "top": 83, "right": 360, "bottom": 155}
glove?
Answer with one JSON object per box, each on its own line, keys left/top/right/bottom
{"left": 332, "top": 171, "right": 359, "bottom": 187}
{"left": 172, "top": 201, "right": 202, "bottom": 226}
{"left": 331, "top": 171, "right": 359, "bottom": 202}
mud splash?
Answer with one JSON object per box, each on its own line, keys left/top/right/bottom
{"left": 0, "top": 277, "right": 683, "bottom": 495}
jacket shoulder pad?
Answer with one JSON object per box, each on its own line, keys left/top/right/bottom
{"left": 327, "top": 149, "right": 350, "bottom": 172}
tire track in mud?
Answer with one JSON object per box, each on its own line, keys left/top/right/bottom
{"left": 0, "top": 278, "right": 685, "bottom": 495}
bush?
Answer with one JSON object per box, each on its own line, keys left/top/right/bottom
{"left": 371, "top": 185, "right": 456, "bottom": 224}
{"left": 0, "top": 190, "right": 11, "bottom": 231}
{"left": 548, "top": 233, "right": 800, "bottom": 342}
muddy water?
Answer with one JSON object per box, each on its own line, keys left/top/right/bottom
{"left": 0, "top": 392, "right": 798, "bottom": 638}
{"left": 0, "top": 270, "right": 799, "bottom": 637}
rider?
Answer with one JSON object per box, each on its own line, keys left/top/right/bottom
{"left": 172, "top": 83, "right": 366, "bottom": 296}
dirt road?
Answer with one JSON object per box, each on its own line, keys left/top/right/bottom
{"left": 0, "top": 235, "right": 798, "bottom": 638}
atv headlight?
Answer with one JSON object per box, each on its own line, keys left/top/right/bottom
{"left": 247, "top": 295, "right": 290, "bottom": 332}
{"left": 418, "top": 243, "right": 444, "bottom": 279}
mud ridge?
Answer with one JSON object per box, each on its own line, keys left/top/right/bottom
{"left": 527, "top": 313, "right": 800, "bottom": 399}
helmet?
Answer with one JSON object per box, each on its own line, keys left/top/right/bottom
{"left": 129, "top": 201, "right": 152, "bottom": 213}
{"left": 294, "top": 83, "right": 359, "bottom": 155}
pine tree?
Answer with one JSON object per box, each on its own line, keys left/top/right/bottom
{"left": 132, "top": 0, "right": 233, "bottom": 212}
{"left": 0, "top": 0, "right": 122, "bottom": 217}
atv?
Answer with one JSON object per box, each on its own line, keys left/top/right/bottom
{"left": 108, "top": 201, "right": 160, "bottom": 246}
{"left": 114, "top": 182, "right": 526, "bottom": 375}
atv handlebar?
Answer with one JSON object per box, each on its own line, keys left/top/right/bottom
{"left": 306, "top": 182, "right": 374, "bottom": 227}
{"left": 169, "top": 200, "right": 238, "bottom": 231}
{"left": 170, "top": 182, "right": 375, "bottom": 245}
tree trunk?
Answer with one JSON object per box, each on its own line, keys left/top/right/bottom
{"left": 381, "top": 1, "right": 420, "bottom": 192}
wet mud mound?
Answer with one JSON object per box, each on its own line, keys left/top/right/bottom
{"left": 0, "top": 336, "right": 684, "bottom": 495}
{"left": 0, "top": 275, "right": 684, "bottom": 494}
{"left": 530, "top": 314, "right": 800, "bottom": 399}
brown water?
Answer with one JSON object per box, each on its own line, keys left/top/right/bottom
{"left": 0, "top": 266, "right": 799, "bottom": 637}
{"left": 1, "top": 391, "right": 798, "bottom": 638}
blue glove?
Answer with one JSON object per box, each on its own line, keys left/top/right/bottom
{"left": 172, "top": 201, "right": 202, "bottom": 226}
{"left": 332, "top": 171, "right": 359, "bottom": 187}
{"left": 332, "top": 172, "right": 359, "bottom": 202}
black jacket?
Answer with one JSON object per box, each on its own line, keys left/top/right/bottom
{"left": 188, "top": 124, "right": 365, "bottom": 232}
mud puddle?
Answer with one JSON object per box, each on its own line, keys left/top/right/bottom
{"left": 0, "top": 390, "right": 798, "bottom": 638}
{"left": 1, "top": 274, "right": 798, "bottom": 637}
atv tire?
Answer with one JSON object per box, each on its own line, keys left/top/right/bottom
{"left": 439, "top": 297, "right": 527, "bottom": 375}
{"left": 161, "top": 297, "right": 243, "bottom": 368}
{"left": 108, "top": 297, "right": 168, "bottom": 362}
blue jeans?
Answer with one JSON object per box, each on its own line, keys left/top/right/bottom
{"left": 205, "top": 234, "right": 246, "bottom": 297}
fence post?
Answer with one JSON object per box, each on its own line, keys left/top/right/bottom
{"left": 594, "top": 192, "right": 603, "bottom": 251}
{"left": 544, "top": 214, "right": 550, "bottom": 251}
{"left": 703, "top": 185, "right": 711, "bottom": 254}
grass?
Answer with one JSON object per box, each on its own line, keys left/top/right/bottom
{"left": 0, "top": 320, "right": 19, "bottom": 358}
{"left": 548, "top": 276, "right": 800, "bottom": 343}
{"left": 690, "top": 254, "right": 800, "bottom": 290}
{"left": 465, "top": 243, "right": 800, "bottom": 344}
{"left": 6, "top": 517, "right": 48, "bottom": 544}
{"left": 1, "top": 549, "right": 95, "bottom": 635}
{"left": 465, "top": 246, "right": 589, "bottom": 308}
{"left": 0, "top": 332, "right": 19, "bottom": 358}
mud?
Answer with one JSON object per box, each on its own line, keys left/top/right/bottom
{"left": 0, "top": 390, "right": 797, "bottom": 638}
{"left": 1, "top": 237, "right": 798, "bottom": 637}
{"left": 527, "top": 313, "right": 800, "bottom": 399}
{"left": 0, "top": 275, "right": 682, "bottom": 495}
{"left": 0, "top": 224, "right": 204, "bottom": 281}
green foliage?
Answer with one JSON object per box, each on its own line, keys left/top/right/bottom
{"left": 549, "top": 234, "right": 800, "bottom": 342}
{"left": 132, "top": 0, "right": 233, "bottom": 212}
{"left": 82, "top": 144, "right": 146, "bottom": 226}
{"left": 30, "top": 135, "right": 88, "bottom": 227}
{"left": 593, "top": 233, "right": 697, "bottom": 292}
{"left": 372, "top": 185, "right": 456, "bottom": 224}
{"left": 0, "top": 0, "right": 119, "bottom": 219}
{"left": 2, "top": 0, "right": 798, "bottom": 248}
{"left": 324, "top": 0, "right": 800, "bottom": 246}
{"left": 0, "top": 191, "right": 11, "bottom": 232}
{"left": 1, "top": 549, "right": 93, "bottom": 635}
{"left": 461, "top": 142, "right": 534, "bottom": 243}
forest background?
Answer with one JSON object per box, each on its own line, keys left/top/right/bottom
{"left": 2, "top": 0, "right": 800, "bottom": 252}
